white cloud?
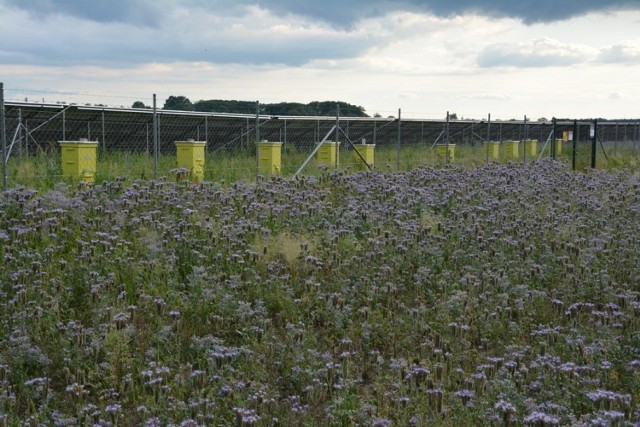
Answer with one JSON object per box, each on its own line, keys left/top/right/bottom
{"left": 598, "top": 40, "right": 640, "bottom": 64}
{"left": 458, "top": 93, "right": 513, "bottom": 101}
{"left": 477, "top": 37, "right": 595, "bottom": 68}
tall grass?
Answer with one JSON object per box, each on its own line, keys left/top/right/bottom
{"left": 4, "top": 140, "right": 639, "bottom": 191}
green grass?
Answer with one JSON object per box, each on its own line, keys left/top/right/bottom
{"left": 4, "top": 140, "right": 639, "bottom": 192}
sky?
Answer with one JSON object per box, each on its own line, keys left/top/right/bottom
{"left": 1, "top": 0, "right": 639, "bottom": 120}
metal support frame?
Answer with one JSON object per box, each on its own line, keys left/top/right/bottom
{"left": 1, "top": 82, "right": 6, "bottom": 191}
{"left": 536, "top": 128, "right": 555, "bottom": 162}
{"left": 295, "top": 125, "right": 337, "bottom": 176}
{"left": 295, "top": 115, "right": 376, "bottom": 176}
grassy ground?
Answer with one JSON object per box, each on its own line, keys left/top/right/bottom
{"left": 4, "top": 140, "right": 639, "bottom": 192}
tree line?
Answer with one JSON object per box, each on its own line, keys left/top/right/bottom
{"left": 132, "top": 96, "right": 368, "bottom": 117}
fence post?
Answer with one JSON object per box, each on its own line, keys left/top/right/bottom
{"left": 572, "top": 119, "right": 578, "bottom": 171}
{"left": 373, "top": 119, "right": 377, "bottom": 146}
{"left": 101, "top": 109, "right": 106, "bottom": 154}
{"left": 633, "top": 122, "right": 640, "bottom": 157}
{"left": 591, "top": 119, "right": 597, "bottom": 168}
{"left": 445, "top": 111, "right": 450, "bottom": 166}
{"left": 335, "top": 104, "right": 340, "bottom": 170}
{"left": 551, "top": 117, "right": 556, "bottom": 160}
{"left": 397, "top": 108, "right": 401, "bottom": 171}
{"left": 18, "top": 107, "right": 23, "bottom": 161}
{"left": 523, "top": 115, "right": 528, "bottom": 162}
{"left": 153, "top": 94, "right": 158, "bottom": 179}
{"left": 256, "top": 101, "right": 260, "bottom": 178}
{"left": 487, "top": 113, "right": 491, "bottom": 143}
{"left": 205, "top": 115, "right": 208, "bottom": 144}
{"left": 614, "top": 122, "right": 618, "bottom": 157}
{"left": 1, "top": 82, "right": 6, "bottom": 191}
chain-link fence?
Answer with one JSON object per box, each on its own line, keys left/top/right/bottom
{"left": 1, "top": 87, "right": 639, "bottom": 191}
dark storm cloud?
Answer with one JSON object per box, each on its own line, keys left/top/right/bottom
{"left": 3, "top": 0, "right": 164, "bottom": 26}
{"left": 5, "top": 0, "right": 640, "bottom": 27}
{"left": 266, "top": 0, "right": 640, "bottom": 26}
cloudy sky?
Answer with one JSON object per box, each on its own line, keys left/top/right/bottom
{"left": 1, "top": 0, "right": 639, "bottom": 119}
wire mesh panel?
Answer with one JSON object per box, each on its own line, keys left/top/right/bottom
{"left": 2, "top": 100, "right": 639, "bottom": 189}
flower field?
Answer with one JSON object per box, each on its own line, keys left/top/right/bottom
{"left": 1, "top": 161, "right": 639, "bottom": 425}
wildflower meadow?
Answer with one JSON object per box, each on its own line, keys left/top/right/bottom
{"left": 1, "top": 160, "right": 639, "bottom": 426}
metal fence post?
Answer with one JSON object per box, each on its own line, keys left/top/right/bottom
{"left": 18, "top": 107, "right": 23, "bottom": 161}
{"left": 101, "top": 109, "right": 106, "bottom": 154}
{"left": 153, "top": 94, "right": 158, "bottom": 179}
{"left": 205, "top": 115, "right": 208, "bottom": 144}
{"left": 255, "top": 101, "right": 260, "bottom": 178}
{"left": 335, "top": 104, "right": 340, "bottom": 170}
{"left": 445, "top": 111, "right": 450, "bottom": 166}
{"left": 373, "top": 119, "right": 377, "bottom": 146}
{"left": 633, "top": 122, "right": 640, "bottom": 157}
{"left": 591, "top": 119, "right": 597, "bottom": 168}
{"left": 523, "top": 115, "right": 528, "bottom": 162}
{"left": 572, "top": 119, "right": 578, "bottom": 171}
{"left": 614, "top": 122, "right": 618, "bottom": 157}
{"left": 397, "top": 108, "right": 401, "bottom": 171}
{"left": 551, "top": 117, "right": 556, "bottom": 160}
{"left": 1, "top": 82, "right": 6, "bottom": 191}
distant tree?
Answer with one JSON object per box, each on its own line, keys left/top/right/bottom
{"left": 308, "top": 101, "right": 368, "bottom": 117}
{"left": 537, "top": 117, "right": 548, "bottom": 122}
{"left": 448, "top": 113, "right": 458, "bottom": 121}
{"left": 132, "top": 101, "right": 147, "bottom": 108}
{"left": 373, "top": 113, "right": 382, "bottom": 118}
{"left": 194, "top": 99, "right": 256, "bottom": 113}
{"left": 163, "top": 96, "right": 194, "bottom": 111}
{"left": 191, "top": 99, "right": 368, "bottom": 117}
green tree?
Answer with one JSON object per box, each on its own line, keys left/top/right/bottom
{"left": 163, "top": 96, "right": 194, "bottom": 111}
{"left": 131, "top": 101, "right": 147, "bottom": 108}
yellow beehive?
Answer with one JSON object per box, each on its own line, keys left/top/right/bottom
{"left": 524, "top": 139, "right": 538, "bottom": 159}
{"left": 485, "top": 141, "right": 500, "bottom": 161}
{"left": 353, "top": 144, "right": 375, "bottom": 170}
{"left": 555, "top": 139, "right": 562, "bottom": 156}
{"left": 59, "top": 140, "right": 99, "bottom": 183}
{"left": 317, "top": 141, "right": 340, "bottom": 166}
{"left": 502, "top": 140, "right": 519, "bottom": 161}
{"left": 175, "top": 140, "right": 206, "bottom": 182}
{"left": 435, "top": 144, "right": 456, "bottom": 162}
{"left": 259, "top": 141, "right": 282, "bottom": 175}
